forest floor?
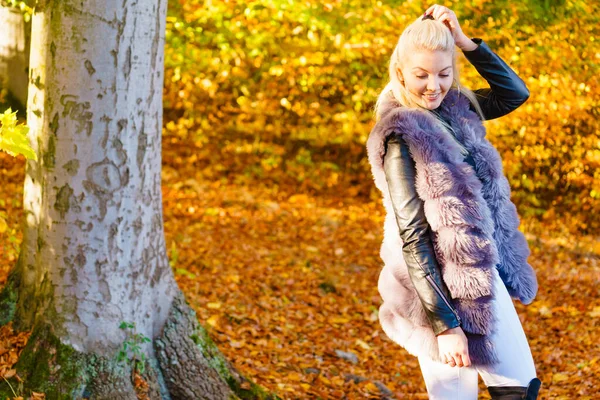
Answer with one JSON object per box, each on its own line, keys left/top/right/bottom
{"left": 1, "top": 140, "right": 598, "bottom": 399}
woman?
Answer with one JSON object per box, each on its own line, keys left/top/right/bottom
{"left": 366, "top": 5, "right": 542, "bottom": 399}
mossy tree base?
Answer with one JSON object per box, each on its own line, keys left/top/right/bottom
{"left": 0, "top": 257, "right": 21, "bottom": 327}
{"left": 155, "top": 293, "right": 279, "bottom": 400}
{"left": 0, "top": 291, "right": 280, "bottom": 399}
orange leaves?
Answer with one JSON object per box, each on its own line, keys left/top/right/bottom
{"left": 0, "top": 153, "right": 25, "bottom": 274}
{"left": 2, "top": 138, "right": 600, "bottom": 398}
{"left": 0, "top": 322, "right": 30, "bottom": 387}
{"left": 0, "top": 2, "right": 599, "bottom": 398}
{"left": 133, "top": 372, "right": 150, "bottom": 400}
{"left": 3, "top": 368, "right": 16, "bottom": 379}
{"left": 159, "top": 169, "right": 418, "bottom": 397}
{"left": 157, "top": 150, "right": 600, "bottom": 398}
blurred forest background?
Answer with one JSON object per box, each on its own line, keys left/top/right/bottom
{"left": 1, "top": 0, "right": 599, "bottom": 398}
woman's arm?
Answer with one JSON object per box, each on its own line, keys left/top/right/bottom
{"left": 383, "top": 134, "right": 461, "bottom": 336}
{"left": 424, "top": 5, "right": 530, "bottom": 120}
{"left": 460, "top": 38, "right": 530, "bottom": 120}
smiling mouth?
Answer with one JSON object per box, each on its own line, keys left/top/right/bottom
{"left": 424, "top": 93, "right": 440, "bottom": 100}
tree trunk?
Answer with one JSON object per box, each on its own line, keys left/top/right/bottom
{"left": 0, "top": 1, "right": 274, "bottom": 398}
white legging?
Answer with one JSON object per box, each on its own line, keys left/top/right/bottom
{"left": 417, "top": 268, "right": 537, "bottom": 399}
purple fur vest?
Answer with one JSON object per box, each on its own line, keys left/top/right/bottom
{"left": 366, "top": 89, "right": 538, "bottom": 366}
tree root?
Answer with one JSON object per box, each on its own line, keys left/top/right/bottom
{"left": 155, "top": 292, "right": 279, "bottom": 400}
{"left": 0, "top": 292, "right": 280, "bottom": 399}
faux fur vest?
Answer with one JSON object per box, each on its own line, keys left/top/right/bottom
{"left": 366, "top": 89, "right": 538, "bottom": 366}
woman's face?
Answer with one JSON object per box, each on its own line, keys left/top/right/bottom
{"left": 398, "top": 49, "right": 454, "bottom": 110}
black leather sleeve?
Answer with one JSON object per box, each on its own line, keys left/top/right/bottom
{"left": 463, "top": 38, "right": 530, "bottom": 120}
{"left": 383, "top": 134, "right": 462, "bottom": 336}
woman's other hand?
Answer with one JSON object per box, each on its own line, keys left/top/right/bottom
{"left": 437, "top": 326, "right": 472, "bottom": 367}
{"left": 424, "top": 5, "right": 477, "bottom": 51}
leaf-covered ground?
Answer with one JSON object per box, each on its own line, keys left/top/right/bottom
{"left": 1, "top": 142, "right": 599, "bottom": 399}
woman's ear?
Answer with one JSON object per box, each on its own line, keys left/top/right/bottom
{"left": 396, "top": 67, "right": 405, "bottom": 86}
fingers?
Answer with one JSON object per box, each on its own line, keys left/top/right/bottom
{"left": 437, "top": 11, "right": 452, "bottom": 24}
{"left": 442, "top": 354, "right": 456, "bottom": 367}
{"left": 434, "top": 8, "right": 455, "bottom": 24}
{"left": 433, "top": 6, "right": 446, "bottom": 20}
{"left": 424, "top": 4, "right": 456, "bottom": 24}
{"left": 443, "top": 352, "right": 471, "bottom": 368}
{"left": 425, "top": 4, "right": 448, "bottom": 18}
{"left": 437, "top": 327, "right": 471, "bottom": 368}
{"left": 462, "top": 352, "right": 472, "bottom": 367}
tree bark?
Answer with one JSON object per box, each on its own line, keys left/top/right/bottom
{"left": 19, "top": 0, "right": 176, "bottom": 356}
{"left": 0, "top": 1, "right": 276, "bottom": 398}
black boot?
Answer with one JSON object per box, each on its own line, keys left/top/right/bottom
{"left": 488, "top": 377, "right": 541, "bottom": 399}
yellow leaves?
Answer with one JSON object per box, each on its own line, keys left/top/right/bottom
{"left": 0, "top": 3, "right": 598, "bottom": 399}
{"left": 0, "top": 215, "right": 7, "bottom": 234}
{"left": 355, "top": 339, "right": 371, "bottom": 351}
{"left": 287, "top": 194, "right": 311, "bottom": 204}
{"left": 307, "top": 29, "right": 319, "bottom": 46}
{"left": 538, "top": 305, "right": 553, "bottom": 318}
{"left": 229, "top": 341, "right": 244, "bottom": 349}
{"left": 268, "top": 65, "right": 284, "bottom": 77}
{"left": 552, "top": 372, "right": 570, "bottom": 383}
{"left": 236, "top": 96, "right": 251, "bottom": 107}
{"left": 589, "top": 307, "right": 600, "bottom": 318}
{"left": 279, "top": 97, "right": 291, "bottom": 110}
{"left": 286, "top": 372, "right": 303, "bottom": 381}
{"left": 329, "top": 316, "right": 350, "bottom": 324}
{"left": 0, "top": 108, "right": 36, "bottom": 161}
{"left": 537, "top": 74, "right": 562, "bottom": 88}
{"left": 363, "top": 382, "right": 379, "bottom": 393}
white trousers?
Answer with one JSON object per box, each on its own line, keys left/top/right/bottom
{"left": 417, "top": 268, "right": 537, "bottom": 399}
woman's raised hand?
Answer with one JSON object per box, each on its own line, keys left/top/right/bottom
{"left": 424, "top": 5, "right": 477, "bottom": 51}
{"left": 437, "top": 326, "right": 472, "bottom": 367}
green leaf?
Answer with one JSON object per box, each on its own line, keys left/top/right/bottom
{"left": 117, "top": 350, "right": 127, "bottom": 362}
{"left": 119, "top": 321, "right": 135, "bottom": 330}
{"left": 0, "top": 108, "right": 37, "bottom": 160}
{"left": 174, "top": 268, "right": 196, "bottom": 278}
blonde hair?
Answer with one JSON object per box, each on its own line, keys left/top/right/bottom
{"left": 373, "top": 16, "right": 485, "bottom": 155}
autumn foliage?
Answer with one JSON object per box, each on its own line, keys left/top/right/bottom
{"left": 164, "top": 0, "right": 600, "bottom": 233}
{"left": 1, "top": 0, "right": 600, "bottom": 399}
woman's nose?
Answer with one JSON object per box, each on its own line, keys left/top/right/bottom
{"left": 427, "top": 77, "right": 439, "bottom": 91}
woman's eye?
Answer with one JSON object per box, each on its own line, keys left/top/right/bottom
{"left": 440, "top": 74, "right": 450, "bottom": 78}
{"left": 417, "top": 75, "right": 427, "bottom": 79}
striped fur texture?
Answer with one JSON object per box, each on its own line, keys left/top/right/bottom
{"left": 366, "top": 89, "right": 538, "bottom": 366}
